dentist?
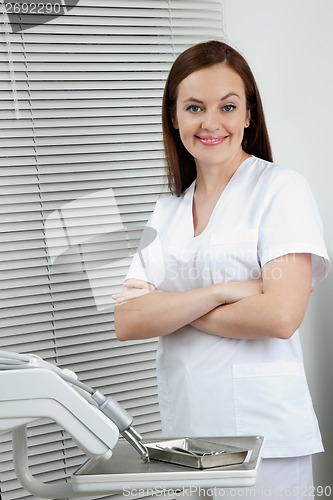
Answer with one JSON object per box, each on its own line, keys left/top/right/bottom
{"left": 113, "top": 41, "right": 330, "bottom": 498}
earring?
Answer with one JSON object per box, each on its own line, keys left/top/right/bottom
{"left": 245, "top": 122, "right": 250, "bottom": 128}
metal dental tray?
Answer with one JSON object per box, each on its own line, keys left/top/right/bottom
{"left": 72, "top": 436, "right": 264, "bottom": 494}
{"left": 146, "top": 438, "right": 247, "bottom": 469}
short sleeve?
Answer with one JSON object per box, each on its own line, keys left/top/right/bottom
{"left": 257, "top": 170, "right": 331, "bottom": 286}
{"left": 124, "top": 207, "right": 166, "bottom": 287}
{"left": 125, "top": 250, "right": 150, "bottom": 282}
{"left": 125, "top": 212, "right": 153, "bottom": 283}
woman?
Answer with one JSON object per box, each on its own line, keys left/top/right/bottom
{"left": 113, "top": 41, "right": 330, "bottom": 497}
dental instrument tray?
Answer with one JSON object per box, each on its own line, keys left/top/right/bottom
{"left": 73, "top": 436, "right": 264, "bottom": 493}
{"left": 146, "top": 438, "right": 247, "bottom": 469}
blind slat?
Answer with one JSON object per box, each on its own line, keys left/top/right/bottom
{"left": 0, "top": 1, "right": 224, "bottom": 499}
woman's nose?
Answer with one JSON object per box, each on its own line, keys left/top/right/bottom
{"left": 201, "top": 111, "right": 221, "bottom": 131}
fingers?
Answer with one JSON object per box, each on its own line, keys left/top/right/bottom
{"left": 123, "top": 279, "right": 156, "bottom": 291}
{"left": 112, "top": 282, "right": 157, "bottom": 304}
{"left": 112, "top": 291, "right": 144, "bottom": 304}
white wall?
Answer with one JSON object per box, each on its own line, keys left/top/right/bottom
{"left": 223, "top": 0, "right": 333, "bottom": 488}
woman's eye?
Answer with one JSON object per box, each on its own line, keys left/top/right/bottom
{"left": 223, "top": 104, "right": 236, "bottom": 112}
{"left": 186, "top": 105, "right": 202, "bottom": 113}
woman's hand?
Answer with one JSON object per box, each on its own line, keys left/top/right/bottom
{"left": 112, "top": 279, "right": 157, "bottom": 304}
{"left": 113, "top": 278, "right": 262, "bottom": 306}
{"left": 216, "top": 280, "right": 263, "bottom": 304}
{"left": 190, "top": 280, "right": 262, "bottom": 331}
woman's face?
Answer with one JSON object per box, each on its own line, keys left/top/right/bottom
{"left": 172, "top": 63, "right": 250, "bottom": 172}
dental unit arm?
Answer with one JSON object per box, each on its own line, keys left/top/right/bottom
{"left": 0, "top": 351, "right": 265, "bottom": 498}
{"left": 0, "top": 350, "right": 149, "bottom": 497}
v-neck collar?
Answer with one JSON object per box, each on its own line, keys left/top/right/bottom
{"left": 186, "top": 155, "right": 254, "bottom": 239}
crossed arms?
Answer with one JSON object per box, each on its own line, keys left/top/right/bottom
{"left": 113, "top": 253, "right": 312, "bottom": 341}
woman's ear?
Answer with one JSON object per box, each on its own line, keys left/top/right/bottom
{"left": 171, "top": 113, "right": 179, "bottom": 129}
{"left": 245, "top": 109, "right": 251, "bottom": 128}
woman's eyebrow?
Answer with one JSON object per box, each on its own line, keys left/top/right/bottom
{"left": 183, "top": 98, "right": 204, "bottom": 104}
{"left": 183, "top": 92, "right": 241, "bottom": 104}
{"left": 221, "top": 92, "right": 241, "bottom": 100}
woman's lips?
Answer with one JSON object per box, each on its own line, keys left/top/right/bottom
{"left": 195, "top": 135, "right": 227, "bottom": 146}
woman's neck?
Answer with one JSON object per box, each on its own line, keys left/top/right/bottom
{"left": 195, "top": 151, "right": 250, "bottom": 197}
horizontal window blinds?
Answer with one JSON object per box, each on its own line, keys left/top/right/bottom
{"left": 0, "top": 1, "right": 224, "bottom": 499}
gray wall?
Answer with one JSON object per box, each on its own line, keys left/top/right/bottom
{"left": 224, "top": 0, "right": 333, "bottom": 488}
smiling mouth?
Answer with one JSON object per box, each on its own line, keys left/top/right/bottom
{"left": 196, "top": 135, "right": 227, "bottom": 145}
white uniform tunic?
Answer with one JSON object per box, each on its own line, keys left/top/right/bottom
{"left": 126, "top": 156, "right": 330, "bottom": 459}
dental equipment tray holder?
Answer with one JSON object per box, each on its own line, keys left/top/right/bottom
{"left": 0, "top": 351, "right": 264, "bottom": 498}
{"left": 73, "top": 435, "right": 264, "bottom": 495}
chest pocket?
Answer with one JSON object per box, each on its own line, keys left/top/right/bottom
{"left": 209, "top": 230, "right": 260, "bottom": 282}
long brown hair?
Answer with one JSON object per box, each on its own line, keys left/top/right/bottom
{"left": 162, "top": 40, "right": 273, "bottom": 196}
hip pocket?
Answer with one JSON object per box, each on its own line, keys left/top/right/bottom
{"left": 232, "top": 362, "right": 317, "bottom": 452}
